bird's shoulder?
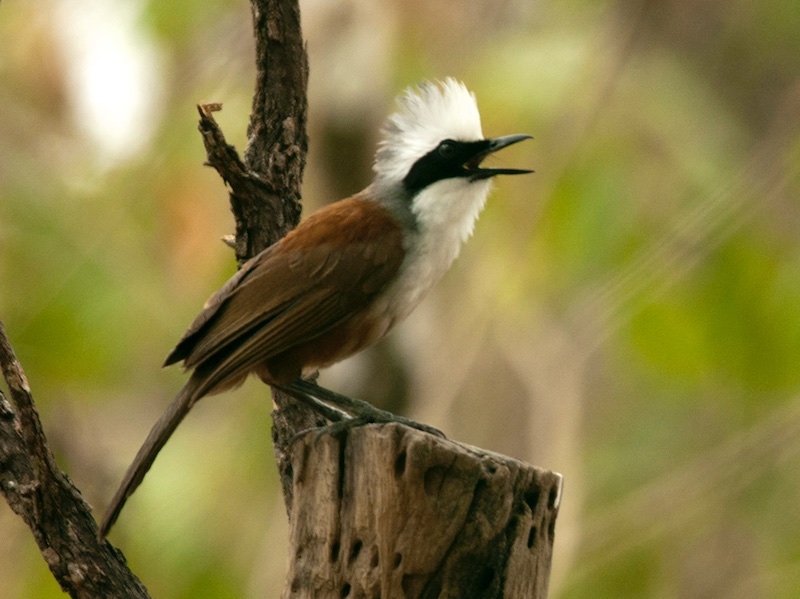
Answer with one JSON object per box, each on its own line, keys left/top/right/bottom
{"left": 281, "top": 194, "right": 405, "bottom": 251}
{"left": 163, "top": 194, "right": 406, "bottom": 367}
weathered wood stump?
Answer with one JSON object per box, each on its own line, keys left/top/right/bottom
{"left": 284, "top": 423, "right": 562, "bottom": 598}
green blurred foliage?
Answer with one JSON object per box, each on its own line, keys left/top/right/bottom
{"left": 1, "top": 0, "right": 800, "bottom": 597}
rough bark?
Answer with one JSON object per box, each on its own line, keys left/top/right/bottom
{"left": 0, "top": 322, "right": 151, "bottom": 598}
{"left": 283, "top": 424, "right": 562, "bottom": 599}
{"left": 196, "top": 0, "right": 324, "bottom": 511}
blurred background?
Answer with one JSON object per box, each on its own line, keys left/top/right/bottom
{"left": 1, "top": 0, "right": 799, "bottom": 597}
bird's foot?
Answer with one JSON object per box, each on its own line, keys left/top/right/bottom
{"left": 276, "top": 379, "right": 445, "bottom": 438}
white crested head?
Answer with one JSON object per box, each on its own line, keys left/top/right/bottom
{"left": 373, "top": 79, "right": 484, "bottom": 184}
{"left": 366, "top": 79, "right": 532, "bottom": 326}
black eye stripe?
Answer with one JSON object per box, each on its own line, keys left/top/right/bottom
{"left": 403, "top": 139, "right": 491, "bottom": 195}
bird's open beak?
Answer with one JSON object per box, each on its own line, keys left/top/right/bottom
{"left": 466, "top": 134, "right": 533, "bottom": 180}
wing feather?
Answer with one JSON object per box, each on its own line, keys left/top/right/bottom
{"left": 164, "top": 197, "right": 406, "bottom": 383}
{"left": 189, "top": 287, "right": 354, "bottom": 397}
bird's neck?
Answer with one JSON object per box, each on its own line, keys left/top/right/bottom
{"left": 376, "top": 178, "right": 492, "bottom": 322}
{"left": 409, "top": 177, "right": 492, "bottom": 269}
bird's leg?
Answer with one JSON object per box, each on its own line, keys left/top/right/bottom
{"left": 274, "top": 383, "right": 349, "bottom": 423}
{"left": 279, "top": 378, "right": 445, "bottom": 438}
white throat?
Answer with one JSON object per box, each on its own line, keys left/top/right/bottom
{"left": 377, "top": 177, "right": 493, "bottom": 326}
{"left": 411, "top": 177, "right": 492, "bottom": 267}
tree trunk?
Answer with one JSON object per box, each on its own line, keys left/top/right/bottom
{"left": 283, "top": 424, "right": 561, "bottom": 598}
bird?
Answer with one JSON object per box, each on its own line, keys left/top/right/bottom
{"left": 98, "top": 78, "right": 532, "bottom": 539}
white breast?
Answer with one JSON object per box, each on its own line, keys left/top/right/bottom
{"left": 371, "top": 177, "right": 493, "bottom": 330}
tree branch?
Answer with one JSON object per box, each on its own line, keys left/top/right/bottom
{"left": 196, "top": 0, "right": 321, "bottom": 513}
{"left": 199, "top": 0, "right": 308, "bottom": 264}
{"left": 0, "top": 321, "right": 151, "bottom": 598}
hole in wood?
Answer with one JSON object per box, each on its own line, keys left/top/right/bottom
{"left": 340, "top": 582, "right": 351, "bottom": 597}
{"left": 291, "top": 577, "right": 301, "bottom": 592}
{"left": 423, "top": 465, "right": 447, "bottom": 496}
{"left": 477, "top": 567, "right": 495, "bottom": 590}
{"left": 507, "top": 515, "right": 518, "bottom": 538}
{"left": 527, "top": 525, "right": 537, "bottom": 548}
{"left": 370, "top": 546, "right": 380, "bottom": 568}
{"left": 330, "top": 540, "right": 341, "bottom": 562}
{"left": 392, "top": 552, "right": 402, "bottom": 569}
{"left": 524, "top": 488, "right": 540, "bottom": 513}
{"left": 394, "top": 450, "right": 406, "bottom": 477}
{"left": 349, "top": 539, "right": 362, "bottom": 563}
{"left": 473, "top": 478, "right": 487, "bottom": 500}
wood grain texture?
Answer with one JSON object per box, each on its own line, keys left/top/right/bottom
{"left": 284, "top": 423, "right": 562, "bottom": 599}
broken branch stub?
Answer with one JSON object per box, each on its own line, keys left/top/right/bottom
{"left": 284, "top": 423, "right": 562, "bottom": 599}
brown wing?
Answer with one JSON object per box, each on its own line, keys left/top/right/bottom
{"left": 163, "top": 196, "right": 405, "bottom": 387}
{"left": 163, "top": 248, "right": 276, "bottom": 367}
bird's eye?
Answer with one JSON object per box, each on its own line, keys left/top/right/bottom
{"left": 438, "top": 141, "right": 456, "bottom": 158}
